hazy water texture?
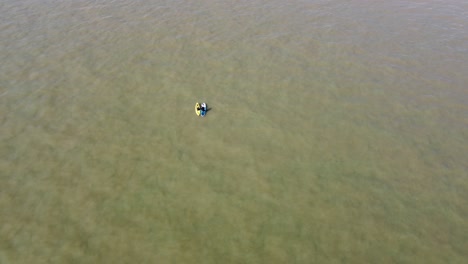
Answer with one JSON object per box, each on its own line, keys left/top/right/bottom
{"left": 1, "top": 0, "right": 467, "bottom": 263}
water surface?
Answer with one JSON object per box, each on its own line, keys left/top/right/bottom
{"left": 1, "top": 0, "right": 467, "bottom": 263}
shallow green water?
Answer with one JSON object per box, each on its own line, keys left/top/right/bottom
{"left": 1, "top": 0, "right": 467, "bottom": 263}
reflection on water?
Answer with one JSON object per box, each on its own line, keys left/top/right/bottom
{"left": 1, "top": 0, "right": 467, "bottom": 263}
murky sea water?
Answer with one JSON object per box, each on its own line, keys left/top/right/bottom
{"left": 1, "top": 0, "right": 467, "bottom": 263}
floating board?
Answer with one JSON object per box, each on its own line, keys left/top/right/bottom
{"left": 195, "top": 102, "right": 201, "bottom": 116}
